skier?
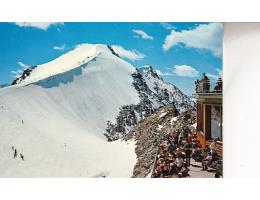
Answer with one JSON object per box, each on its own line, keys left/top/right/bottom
{"left": 14, "top": 149, "right": 17, "bottom": 159}
{"left": 22, "top": 120, "right": 24, "bottom": 124}
{"left": 20, "top": 153, "right": 24, "bottom": 161}
{"left": 11, "top": 146, "right": 14, "bottom": 151}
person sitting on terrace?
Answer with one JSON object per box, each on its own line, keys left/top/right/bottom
{"left": 175, "top": 154, "right": 184, "bottom": 172}
{"left": 180, "top": 163, "right": 190, "bottom": 177}
{"left": 153, "top": 163, "right": 163, "bottom": 178}
{"left": 161, "top": 164, "right": 170, "bottom": 178}
{"left": 168, "top": 142, "right": 177, "bottom": 155}
{"left": 202, "top": 152, "right": 213, "bottom": 171}
{"left": 188, "top": 133, "right": 193, "bottom": 141}
{"left": 169, "top": 162, "right": 178, "bottom": 176}
{"left": 192, "top": 146, "right": 204, "bottom": 162}
{"left": 210, "top": 139, "right": 217, "bottom": 154}
{"left": 215, "top": 160, "right": 223, "bottom": 178}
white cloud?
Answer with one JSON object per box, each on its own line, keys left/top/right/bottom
{"left": 155, "top": 69, "right": 173, "bottom": 77}
{"left": 172, "top": 65, "right": 199, "bottom": 78}
{"left": 207, "top": 68, "right": 223, "bottom": 80}
{"left": 155, "top": 69, "right": 163, "bottom": 76}
{"left": 53, "top": 45, "right": 66, "bottom": 51}
{"left": 17, "top": 61, "right": 29, "bottom": 70}
{"left": 11, "top": 61, "right": 30, "bottom": 78}
{"left": 162, "top": 23, "right": 223, "bottom": 57}
{"left": 160, "top": 22, "right": 175, "bottom": 30}
{"left": 14, "top": 22, "right": 63, "bottom": 30}
{"left": 132, "top": 29, "right": 154, "bottom": 40}
{"left": 207, "top": 73, "right": 219, "bottom": 80}
{"left": 111, "top": 45, "right": 145, "bottom": 61}
{"left": 216, "top": 68, "right": 223, "bottom": 78}
{"left": 11, "top": 69, "right": 23, "bottom": 78}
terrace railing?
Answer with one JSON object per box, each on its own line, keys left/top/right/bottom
{"left": 195, "top": 79, "right": 222, "bottom": 93}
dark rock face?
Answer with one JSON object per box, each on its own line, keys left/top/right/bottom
{"left": 104, "top": 102, "right": 156, "bottom": 141}
{"left": 11, "top": 66, "right": 37, "bottom": 85}
{"left": 104, "top": 66, "right": 195, "bottom": 141}
{"left": 104, "top": 105, "right": 138, "bottom": 141}
{"left": 107, "top": 45, "right": 120, "bottom": 58}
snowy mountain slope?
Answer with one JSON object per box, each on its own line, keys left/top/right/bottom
{"left": 0, "top": 43, "right": 194, "bottom": 177}
{"left": 0, "top": 44, "right": 139, "bottom": 177}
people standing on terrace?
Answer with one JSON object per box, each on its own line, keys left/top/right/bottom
{"left": 202, "top": 73, "right": 210, "bottom": 92}
{"left": 214, "top": 77, "right": 223, "bottom": 93}
{"left": 195, "top": 73, "right": 210, "bottom": 93}
{"left": 195, "top": 73, "right": 223, "bottom": 93}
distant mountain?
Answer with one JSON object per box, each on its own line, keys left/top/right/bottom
{"left": 0, "top": 44, "right": 194, "bottom": 177}
{"left": 104, "top": 65, "right": 195, "bottom": 141}
{"left": 138, "top": 65, "right": 194, "bottom": 113}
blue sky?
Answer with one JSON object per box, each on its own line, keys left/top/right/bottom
{"left": 0, "top": 22, "right": 222, "bottom": 95}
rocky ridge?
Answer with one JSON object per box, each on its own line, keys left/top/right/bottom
{"left": 124, "top": 105, "right": 196, "bottom": 178}
{"left": 11, "top": 66, "right": 37, "bottom": 85}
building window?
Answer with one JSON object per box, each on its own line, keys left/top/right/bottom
{"left": 211, "top": 105, "right": 222, "bottom": 141}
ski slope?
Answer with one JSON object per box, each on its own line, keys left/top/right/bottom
{"left": 0, "top": 44, "right": 140, "bottom": 177}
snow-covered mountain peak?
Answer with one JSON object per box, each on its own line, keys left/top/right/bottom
{"left": 138, "top": 65, "right": 162, "bottom": 80}
{"left": 137, "top": 65, "right": 194, "bottom": 113}
{"left": 74, "top": 43, "right": 119, "bottom": 57}
{"left": 11, "top": 44, "right": 121, "bottom": 86}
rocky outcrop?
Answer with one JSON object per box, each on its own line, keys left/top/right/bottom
{"left": 125, "top": 105, "right": 196, "bottom": 178}
{"left": 11, "top": 66, "right": 37, "bottom": 85}
{"left": 107, "top": 45, "right": 120, "bottom": 58}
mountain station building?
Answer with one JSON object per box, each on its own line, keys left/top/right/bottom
{"left": 193, "top": 74, "right": 223, "bottom": 154}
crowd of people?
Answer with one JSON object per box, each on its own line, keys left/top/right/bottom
{"left": 152, "top": 128, "right": 223, "bottom": 178}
